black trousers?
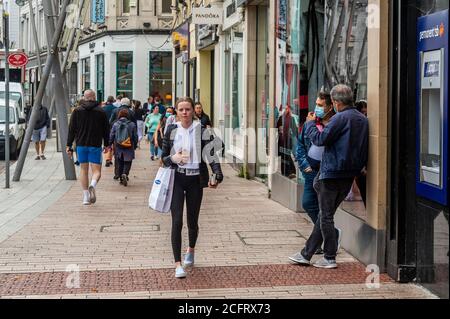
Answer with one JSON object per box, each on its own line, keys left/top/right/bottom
{"left": 170, "top": 172, "right": 204, "bottom": 263}
{"left": 116, "top": 154, "right": 132, "bottom": 176}
{"left": 302, "top": 175, "right": 353, "bottom": 261}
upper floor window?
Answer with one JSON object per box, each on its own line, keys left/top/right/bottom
{"left": 162, "top": 0, "right": 172, "bottom": 14}
{"left": 122, "top": 0, "right": 131, "bottom": 14}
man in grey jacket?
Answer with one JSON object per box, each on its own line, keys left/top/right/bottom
{"left": 31, "top": 105, "right": 51, "bottom": 160}
{"left": 289, "top": 84, "right": 369, "bottom": 269}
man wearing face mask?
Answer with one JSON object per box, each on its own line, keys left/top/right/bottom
{"left": 293, "top": 90, "right": 338, "bottom": 255}
{"left": 289, "top": 84, "right": 369, "bottom": 269}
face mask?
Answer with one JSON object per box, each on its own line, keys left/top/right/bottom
{"left": 315, "top": 105, "right": 326, "bottom": 119}
{"left": 333, "top": 105, "right": 338, "bottom": 113}
{"left": 166, "top": 113, "right": 172, "bottom": 118}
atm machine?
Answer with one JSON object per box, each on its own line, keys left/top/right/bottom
{"left": 416, "top": 10, "right": 448, "bottom": 206}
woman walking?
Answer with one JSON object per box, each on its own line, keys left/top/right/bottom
{"left": 133, "top": 100, "right": 145, "bottom": 148}
{"left": 154, "top": 106, "right": 175, "bottom": 153}
{"left": 145, "top": 106, "right": 162, "bottom": 160}
{"left": 109, "top": 109, "right": 138, "bottom": 186}
{"left": 161, "top": 97, "right": 223, "bottom": 278}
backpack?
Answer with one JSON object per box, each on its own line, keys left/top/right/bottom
{"left": 116, "top": 120, "right": 132, "bottom": 148}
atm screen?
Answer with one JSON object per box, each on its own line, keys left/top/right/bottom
{"left": 424, "top": 60, "right": 440, "bottom": 77}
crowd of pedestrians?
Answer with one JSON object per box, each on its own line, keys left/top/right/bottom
{"left": 64, "top": 83, "right": 368, "bottom": 278}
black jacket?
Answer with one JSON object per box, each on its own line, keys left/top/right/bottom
{"left": 34, "top": 106, "right": 51, "bottom": 130}
{"left": 67, "top": 100, "right": 110, "bottom": 148}
{"left": 162, "top": 124, "right": 224, "bottom": 188}
{"left": 197, "top": 112, "right": 212, "bottom": 128}
{"left": 134, "top": 108, "right": 146, "bottom": 122}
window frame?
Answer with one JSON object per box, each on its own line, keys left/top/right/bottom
{"left": 81, "top": 57, "right": 91, "bottom": 93}
{"left": 116, "top": 51, "right": 134, "bottom": 99}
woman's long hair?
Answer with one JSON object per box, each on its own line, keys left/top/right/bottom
{"left": 133, "top": 100, "right": 142, "bottom": 111}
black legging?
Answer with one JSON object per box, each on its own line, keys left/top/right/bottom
{"left": 170, "top": 172, "right": 203, "bottom": 263}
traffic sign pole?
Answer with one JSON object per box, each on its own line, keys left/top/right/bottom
{"left": 3, "top": 10, "right": 10, "bottom": 189}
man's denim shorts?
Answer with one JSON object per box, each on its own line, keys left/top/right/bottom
{"left": 76, "top": 146, "right": 102, "bottom": 165}
{"left": 31, "top": 127, "right": 47, "bottom": 142}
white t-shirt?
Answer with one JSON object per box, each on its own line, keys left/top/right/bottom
{"left": 172, "top": 121, "right": 201, "bottom": 169}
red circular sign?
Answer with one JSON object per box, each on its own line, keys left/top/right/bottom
{"left": 7, "top": 53, "right": 29, "bottom": 67}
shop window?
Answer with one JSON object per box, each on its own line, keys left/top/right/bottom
{"left": 276, "top": 0, "right": 369, "bottom": 217}
{"left": 96, "top": 54, "right": 105, "bottom": 103}
{"left": 324, "top": 0, "right": 368, "bottom": 96}
{"left": 81, "top": 57, "right": 91, "bottom": 93}
{"left": 256, "top": 5, "right": 270, "bottom": 178}
{"left": 224, "top": 40, "right": 232, "bottom": 154}
{"left": 275, "top": 0, "right": 303, "bottom": 180}
{"left": 117, "top": 52, "right": 133, "bottom": 98}
{"left": 230, "top": 32, "right": 245, "bottom": 160}
{"left": 149, "top": 52, "right": 173, "bottom": 106}
{"left": 232, "top": 52, "right": 243, "bottom": 130}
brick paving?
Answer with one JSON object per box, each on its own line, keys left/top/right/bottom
{"left": 0, "top": 139, "right": 438, "bottom": 298}
{"left": 0, "top": 263, "right": 393, "bottom": 296}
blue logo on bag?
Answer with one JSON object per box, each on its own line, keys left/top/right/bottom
{"left": 155, "top": 180, "right": 161, "bottom": 185}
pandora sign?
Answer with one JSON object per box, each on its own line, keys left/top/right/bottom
{"left": 192, "top": 7, "right": 223, "bottom": 25}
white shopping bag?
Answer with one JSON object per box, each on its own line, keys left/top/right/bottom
{"left": 149, "top": 167, "right": 175, "bottom": 213}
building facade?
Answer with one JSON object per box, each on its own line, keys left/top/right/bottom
{"left": 1, "top": 0, "right": 21, "bottom": 49}
{"left": 77, "top": 0, "right": 173, "bottom": 104}
{"left": 172, "top": 0, "right": 449, "bottom": 298}
{"left": 1, "top": 0, "right": 24, "bottom": 83}
{"left": 18, "top": 0, "right": 78, "bottom": 107}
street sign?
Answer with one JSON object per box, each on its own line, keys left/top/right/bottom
{"left": 7, "top": 53, "right": 28, "bottom": 67}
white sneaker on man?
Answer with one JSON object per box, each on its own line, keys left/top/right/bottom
{"left": 82, "top": 194, "right": 91, "bottom": 205}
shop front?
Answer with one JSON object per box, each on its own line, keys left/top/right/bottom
{"left": 269, "top": 0, "right": 394, "bottom": 272}
{"left": 271, "top": 0, "right": 369, "bottom": 213}
{"left": 78, "top": 33, "right": 172, "bottom": 103}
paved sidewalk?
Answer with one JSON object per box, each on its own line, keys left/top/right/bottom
{"left": 0, "top": 139, "right": 74, "bottom": 244}
{"left": 0, "top": 139, "right": 438, "bottom": 299}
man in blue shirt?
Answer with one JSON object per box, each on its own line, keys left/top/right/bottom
{"left": 289, "top": 84, "right": 369, "bottom": 269}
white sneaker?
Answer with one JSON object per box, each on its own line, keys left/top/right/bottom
{"left": 82, "top": 195, "right": 91, "bottom": 205}
{"left": 175, "top": 266, "right": 187, "bottom": 278}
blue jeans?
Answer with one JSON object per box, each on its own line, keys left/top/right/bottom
{"left": 302, "top": 170, "right": 320, "bottom": 224}
{"left": 148, "top": 131, "right": 161, "bottom": 157}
